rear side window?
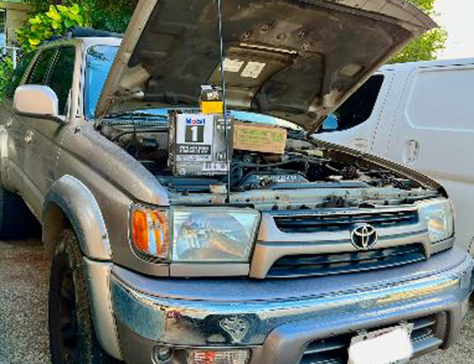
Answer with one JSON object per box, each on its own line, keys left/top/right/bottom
{"left": 26, "top": 49, "right": 56, "bottom": 85}
{"left": 25, "top": 47, "right": 76, "bottom": 115}
{"left": 48, "top": 47, "right": 76, "bottom": 114}
{"left": 319, "top": 75, "right": 384, "bottom": 133}
{"left": 5, "top": 53, "right": 35, "bottom": 100}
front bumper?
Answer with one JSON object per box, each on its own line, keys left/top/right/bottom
{"left": 110, "top": 247, "right": 474, "bottom": 364}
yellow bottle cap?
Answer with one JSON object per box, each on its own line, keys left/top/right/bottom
{"left": 201, "top": 101, "right": 224, "bottom": 114}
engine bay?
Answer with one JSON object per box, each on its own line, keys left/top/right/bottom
{"left": 98, "top": 111, "right": 428, "bottom": 201}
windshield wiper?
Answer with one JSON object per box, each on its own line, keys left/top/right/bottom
{"left": 104, "top": 111, "right": 168, "bottom": 121}
{"left": 97, "top": 111, "right": 169, "bottom": 129}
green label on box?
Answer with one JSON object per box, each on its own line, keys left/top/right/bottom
{"left": 234, "top": 123, "right": 287, "bottom": 154}
{"left": 237, "top": 129, "right": 283, "bottom": 143}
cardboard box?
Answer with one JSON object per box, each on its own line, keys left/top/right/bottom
{"left": 233, "top": 122, "right": 287, "bottom": 155}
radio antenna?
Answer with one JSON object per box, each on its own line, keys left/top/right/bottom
{"left": 217, "top": 0, "right": 231, "bottom": 203}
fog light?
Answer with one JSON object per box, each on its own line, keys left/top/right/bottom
{"left": 188, "top": 350, "right": 250, "bottom": 364}
{"left": 152, "top": 346, "right": 174, "bottom": 363}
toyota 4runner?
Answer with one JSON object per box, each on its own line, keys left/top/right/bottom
{"left": 0, "top": 0, "right": 473, "bottom": 364}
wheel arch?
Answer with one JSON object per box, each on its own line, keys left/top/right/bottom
{"left": 0, "top": 125, "right": 13, "bottom": 190}
{"left": 44, "top": 175, "right": 122, "bottom": 360}
{"left": 42, "top": 175, "right": 112, "bottom": 260}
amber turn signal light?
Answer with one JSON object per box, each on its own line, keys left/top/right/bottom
{"left": 131, "top": 206, "right": 169, "bottom": 259}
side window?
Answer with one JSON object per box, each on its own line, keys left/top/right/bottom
{"left": 47, "top": 47, "right": 76, "bottom": 115}
{"left": 319, "top": 75, "right": 385, "bottom": 133}
{"left": 5, "top": 53, "right": 36, "bottom": 100}
{"left": 25, "top": 47, "right": 76, "bottom": 115}
{"left": 26, "top": 49, "right": 56, "bottom": 85}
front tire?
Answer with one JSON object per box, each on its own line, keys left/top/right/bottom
{"left": 49, "top": 229, "right": 119, "bottom": 364}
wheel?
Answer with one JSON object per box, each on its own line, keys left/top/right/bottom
{"left": 0, "top": 186, "right": 39, "bottom": 239}
{"left": 49, "top": 229, "right": 120, "bottom": 364}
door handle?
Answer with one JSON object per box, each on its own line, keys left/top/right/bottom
{"left": 402, "top": 140, "right": 419, "bottom": 165}
{"left": 25, "top": 130, "right": 34, "bottom": 144}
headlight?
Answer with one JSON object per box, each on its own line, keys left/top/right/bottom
{"left": 172, "top": 208, "right": 260, "bottom": 262}
{"left": 131, "top": 206, "right": 260, "bottom": 263}
{"left": 418, "top": 198, "right": 454, "bottom": 243}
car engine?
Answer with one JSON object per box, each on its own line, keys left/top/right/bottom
{"left": 99, "top": 116, "right": 421, "bottom": 198}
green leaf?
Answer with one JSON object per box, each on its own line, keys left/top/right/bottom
{"left": 51, "top": 20, "right": 61, "bottom": 30}
{"left": 28, "top": 37, "right": 41, "bottom": 46}
{"left": 29, "top": 16, "right": 41, "bottom": 25}
{"left": 57, "top": 5, "right": 69, "bottom": 13}
{"left": 70, "top": 4, "right": 81, "bottom": 16}
{"left": 46, "top": 6, "right": 61, "bottom": 21}
{"left": 69, "top": 13, "right": 83, "bottom": 24}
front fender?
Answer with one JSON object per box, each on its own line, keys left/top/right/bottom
{"left": 43, "top": 175, "right": 111, "bottom": 260}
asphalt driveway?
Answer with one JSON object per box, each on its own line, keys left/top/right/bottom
{"left": 0, "top": 238, "right": 472, "bottom": 364}
{"left": 0, "top": 238, "right": 49, "bottom": 363}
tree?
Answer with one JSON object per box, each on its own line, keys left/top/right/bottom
{"left": 30, "top": 0, "right": 138, "bottom": 33}
{"left": 16, "top": 4, "right": 85, "bottom": 52}
{"left": 390, "top": 0, "right": 447, "bottom": 63}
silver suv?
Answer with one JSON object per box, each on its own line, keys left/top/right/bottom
{"left": 0, "top": 0, "right": 473, "bottom": 364}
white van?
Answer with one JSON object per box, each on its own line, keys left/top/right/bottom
{"left": 317, "top": 58, "right": 474, "bottom": 253}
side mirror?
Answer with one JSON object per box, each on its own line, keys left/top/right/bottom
{"left": 14, "top": 85, "right": 64, "bottom": 122}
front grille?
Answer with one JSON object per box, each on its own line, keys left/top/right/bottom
{"left": 299, "top": 315, "right": 443, "bottom": 364}
{"left": 267, "top": 244, "right": 426, "bottom": 278}
{"left": 274, "top": 210, "right": 419, "bottom": 234}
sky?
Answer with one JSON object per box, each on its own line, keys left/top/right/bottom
{"left": 435, "top": 0, "right": 474, "bottom": 59}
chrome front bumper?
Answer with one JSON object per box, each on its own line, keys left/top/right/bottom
{"left": 110, "top": 247, "right": 474, "bottom": 364}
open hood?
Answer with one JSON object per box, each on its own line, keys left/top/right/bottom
{"left": 95, "top": 0, "right": 436, "bottom": 131}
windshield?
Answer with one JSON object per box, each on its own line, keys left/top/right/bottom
{"left": 85, "top": 45, "right": 119, "bottom": 119}
{"left": 85, "top": 45, "right": 299, "bottom": 129}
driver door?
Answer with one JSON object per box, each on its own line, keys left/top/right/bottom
{"left": 0, "top": 52, "right": 35, "bottom": 195}
{"left": 21, "top": 46, "right": 76, "bottom": 216}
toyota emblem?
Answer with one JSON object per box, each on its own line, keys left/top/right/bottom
{"left": 351, "top": 223, "right": 378, "bottom": 250}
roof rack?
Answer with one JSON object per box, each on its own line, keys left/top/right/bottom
{"left": 46, "top": 26, "right": 123, "bottom": 43}
{"left": 68, "top": 26, "right": 123, "bottom": 39}
{"left": 41, "top": 27, "right": 122, "bottom": 46}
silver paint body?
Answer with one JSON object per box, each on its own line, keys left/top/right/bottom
{"left": 0, "top": 10, "right": 471, "bottom": 364}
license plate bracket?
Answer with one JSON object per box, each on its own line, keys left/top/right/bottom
{"left": 348, "top": 323, "right": 414, "bottom": 364}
